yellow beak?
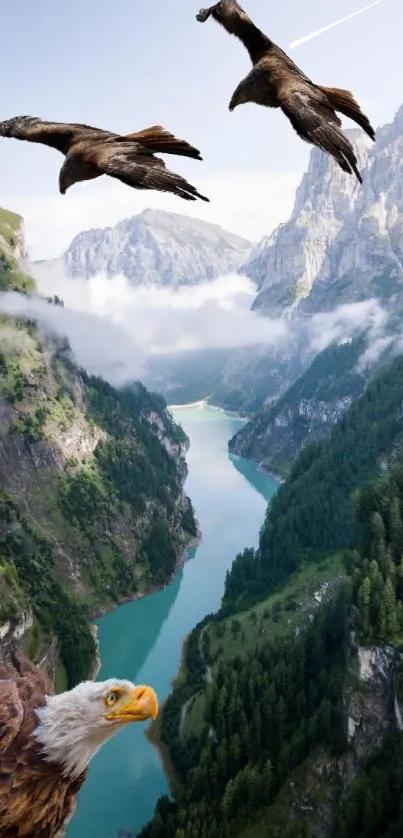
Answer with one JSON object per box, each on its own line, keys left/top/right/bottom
{"left": 105, "top": 685, "right": 159, "bottom": 724}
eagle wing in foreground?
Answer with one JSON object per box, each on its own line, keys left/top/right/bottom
{"left": 0, "top": 116, "right": 107, "bottom": 154}
{"left": 278, "top": 83, "right": 362, "bottom": 183}
{"left": 85, "top": 142, "right": 209, "bottom": 202}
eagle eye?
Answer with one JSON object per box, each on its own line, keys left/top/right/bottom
{"left": 105, "top": 690, "right": 119, "bottom": 707}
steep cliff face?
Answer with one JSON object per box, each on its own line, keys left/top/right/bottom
{"left": 246, "top": 104, "right": 403, "bottom": 315}
{"left": 229, "top": 105, "right": 403, "bottom": 466}
{"left": 37, "top": 209, "right": 253, "bottom": 287}
{"left": 229, "top": 338, "right": 371, "bottom": 476}
{"left": 0, "top": 209, "right": 197, "bottom": 687}
{"left": 240, "top": 640, "right": 401, "bottom": 838}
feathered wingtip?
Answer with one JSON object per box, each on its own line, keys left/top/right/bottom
{"left": 123, "top": 126, "right": 203, "bottom": 161}
{"left": 319, "top": 87, "right": 375, "bottom": 142}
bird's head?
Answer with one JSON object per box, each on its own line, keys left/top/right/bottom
{"left": 34, "top": 679, "right": 158, "bottom": 779}
{"left": 196, "top": 0, "right": 244, "bottom": 24}
{"left": 59, "top": 162, "right": 75, "bottom": 195}
{"left": 0, "top": 115, "right": 35, "bottom": 138}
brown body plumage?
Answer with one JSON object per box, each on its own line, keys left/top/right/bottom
{"left": 197, "top": 0, "right": 375, "bottom": 182}
{"left": 0, "top": 651, "right": 84, "bottom": 838}
{"left": 0, "top": 650, "right": 158, "bottom": 837}
{"left": 0, "top": 117, "right": 209, "bottom": 202}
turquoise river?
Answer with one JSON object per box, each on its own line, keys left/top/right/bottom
{"left": 68, "top": 404, "right": 278, "bottom": 838}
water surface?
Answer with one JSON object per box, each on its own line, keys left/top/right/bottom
{"left": 68, "top": 405, "right": 278, "bottom": 838}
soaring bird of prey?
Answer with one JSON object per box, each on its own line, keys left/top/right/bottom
{"left": 0, "top": 650, "right": 158, "bottom": 838}
{"left": 0, "top": 116, "right": 209, "bottom": 202}
{"left": 197, "top": 0, "right": 375, "bottom": 182}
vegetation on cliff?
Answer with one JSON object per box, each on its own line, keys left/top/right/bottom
{"left": 0, "top": 208, "right": 35, "bottom": 293}
{"left": 0, "top": 207, "right": 196, "bottom": 687}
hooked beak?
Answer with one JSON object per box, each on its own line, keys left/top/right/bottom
{"left": 105, "top": 685, "right": 159, "bottom": 724}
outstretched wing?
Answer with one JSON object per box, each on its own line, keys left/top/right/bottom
{"left": 278, "top": 83, "right": 362, "bottom": 183}
{"left": 0, "top": 116, "right": 106, "bottom": 154}
{"left": 85, "top": 142, "right": 210, "bottom": 202}
{"left": 0, "top": 680, "right": 24, "bottom": 759}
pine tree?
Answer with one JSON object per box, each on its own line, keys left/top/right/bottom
{"left": 389, "top": 496, "right": 403, "bottom": 561}
{"left": 358, "top": 576, "right": 372, "bottom": 640}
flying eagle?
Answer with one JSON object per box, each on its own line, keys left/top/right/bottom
{"left": 197, "top": 0, "right": 375, "bottom": 182}
{"left": 0, "top": 650, "right": 158, "bottom": 837}
{"left": 0, "top": 116, "right": 209, "bottom": 202}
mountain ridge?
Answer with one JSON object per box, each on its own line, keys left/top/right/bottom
{"left": 35, "top": 209, "right": 254, "bottom": 288}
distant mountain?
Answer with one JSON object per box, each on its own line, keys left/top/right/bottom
{"left": 36, "top": 209, "right": 253, "bottom": 287}
{"left": 243, "top": 105, "right": 403, "bottom": 315}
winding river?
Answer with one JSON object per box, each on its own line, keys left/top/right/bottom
{"left": 68, "top": 405, "right": 278, "bottom": 838}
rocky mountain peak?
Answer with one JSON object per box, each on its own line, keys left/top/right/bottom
{"left": 244, "top": 105, "right": 403, "bottom": 315}
{"left": 37, "top": 210, "right": 254, "bottom": 289}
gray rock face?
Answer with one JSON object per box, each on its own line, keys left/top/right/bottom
{"left": 244, "top": 105, "right": 403, "bottom": 315}
{"left": 37, "top": 209, "right": 253, "bottom": 287}
{"left": 230, "top": 105, "right": 403, "bottom": 469}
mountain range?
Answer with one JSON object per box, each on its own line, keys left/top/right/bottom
{"left": 35, "top": 209, "right": 253, "bottom": 288}
{"left": 33, "top": 103, "right": 403, "bottom": 473}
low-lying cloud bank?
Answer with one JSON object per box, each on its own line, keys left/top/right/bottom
{"left": 0, "top": 267, "right": 394, "bottom": 387}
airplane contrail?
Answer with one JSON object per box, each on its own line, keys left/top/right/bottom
{"left": 289, "top": 0, "right": 385, "bottom": 49}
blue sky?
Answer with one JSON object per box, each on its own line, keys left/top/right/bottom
{"left": 1, "top": 0, "right": 401, "bottom": 257}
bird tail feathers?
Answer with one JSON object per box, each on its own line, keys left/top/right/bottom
{"left": 124, "top": 126, "right": 203, "bottom": 160}
{"left": 318, "top": 86, "right": 375, "bottom": 141}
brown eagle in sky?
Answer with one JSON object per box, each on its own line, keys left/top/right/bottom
{"left": 0, "top": 650, "right": 158, "bottom": 837}
{"left": 0, "top": 116, "right": 209, "bottom": 202}
{"left": 197, "top": 0, "right": 375, "bottom": 182}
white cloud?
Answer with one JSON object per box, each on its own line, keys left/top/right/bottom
{"left": 0, "top": 263, "right": 392, "bottom": 392}
{"left": 2, "top": 170, "right": 301, "bottom": 260}
{"left": 308, "top": 299, "right": 388, "bottom": 354}
{"left": 356, "top": 334, "right": 403, "bottom": 373}
{"left": 0, "top": 291, "right": 146, "bottom": 387}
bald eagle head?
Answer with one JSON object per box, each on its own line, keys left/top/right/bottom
{"left": 34, "top": 679, "right": 158, "bottom": 780}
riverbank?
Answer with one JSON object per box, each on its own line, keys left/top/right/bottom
{"left": 146, "top": 617, "right": 215, "bottom": 799}
{"left": 89, "top": 625, "right": 101, "bottom": 681}
{"left": 145, "top": 626, "right": 193, "bottom": 797}
{"left": 92, "top": 531, "right": 201, "bottom": 621}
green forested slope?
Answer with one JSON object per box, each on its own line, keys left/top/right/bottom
{"left": 0, "top": 208, "right": 196, "bottom": 687}
{"left": 224, "top": 354, "right": 403, "bottom": 613}
{"left": 142, "top": 355, "right": 403, "bottom": 838}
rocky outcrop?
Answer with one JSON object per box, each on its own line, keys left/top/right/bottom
{"left": 36, "top": 209, "right": 253, "bottom": 287}
{"left": 347, "top": 644, "right": 397, "bottom": 765}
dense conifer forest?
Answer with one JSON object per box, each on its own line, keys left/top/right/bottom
{"left": 141, "top": 356, "right": 403, "bottom": 838}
